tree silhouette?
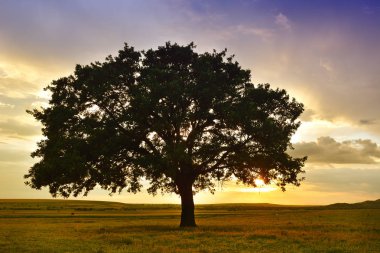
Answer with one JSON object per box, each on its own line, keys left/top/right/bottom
{"left": 26, "top": 42, "right": 306, "bottom": 227}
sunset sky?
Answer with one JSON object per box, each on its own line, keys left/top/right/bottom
{"left": 1, "top": 0, "right": 379, "bottom": 205}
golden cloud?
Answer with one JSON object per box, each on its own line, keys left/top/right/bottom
{"left": 291, "top": 136, "right": 380, "bottom": 164}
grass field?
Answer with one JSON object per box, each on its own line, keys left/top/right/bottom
{"left": 0, "top": 199, "right": 379, "bottom": 253}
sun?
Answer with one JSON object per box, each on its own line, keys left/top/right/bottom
{"left": 238, "top": 178, "right": 277, "bottom": 193}
{"left": 254, "top": 178, "right": 265, "bottom": 187}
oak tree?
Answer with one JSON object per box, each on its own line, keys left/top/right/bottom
{"left": 26, "top": 42, "right": 306, "bottom": 227}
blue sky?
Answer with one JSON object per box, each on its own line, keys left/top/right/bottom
{"left": 0, "top": 0, "right": 379, "bottom": 204}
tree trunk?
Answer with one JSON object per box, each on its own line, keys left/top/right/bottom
{"left": 179, "top": 182, "right": 196, "bottom": 227}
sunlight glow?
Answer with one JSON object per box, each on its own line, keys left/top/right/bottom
{"left": 36, "top": 89, "right": 52, "bottom": 100}
{"left": 254, "top": 178, "right": 265, "bottom": 187}
{"left": 238, "top": 179, "right": 277, "bottom": 193}
{"left": 239, "top": 186, "right": 277, "bottom": 193}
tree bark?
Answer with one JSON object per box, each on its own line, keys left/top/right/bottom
{"left": 179, "top": 182, "right": 196, "bottom": 227}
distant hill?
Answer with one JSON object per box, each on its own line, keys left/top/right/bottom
{"left": 0, "top": 199, "right": 182, "bottom": 211}
{"left": 1, "top": 199, "right": 379, "bottom": 211}
{"left": 326, "top": 199, "right": 380, "bottom": 209}
{"left": 0, "top": 200, "right": 312, "bottom": 211}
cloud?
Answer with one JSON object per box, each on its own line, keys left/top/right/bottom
{"left": 0, "top": 102, "right": 15, "bottom": 109}
{"left": 0, "top": 119, "right": 40, "bottom": 138}
{"left": 0, "top": 147, "right": 31, "bottom": 163}
{"left": 0, "top": 68, "right": 7, "bottom": 77}
{"left": 304, "top": 167, "right": 380, "bottom": 194}
{"left": 291, "top": 136, "right": 380, "bottom": 164}
{"left": 0, "top": 77, "right": 40, "bottom": 98}
{"left": 319, "top": 58, "right": 333, "bottom": 72}
{"left": 275, "top": 13, "right": 291, "bottom": 31}
{"left": 359, "top": 119, "right": 377, "bottom": 125}
{"left": 299, "top": 109, "right": 317, "bottom": 121}
{"left": 235, "top": 25, "right": 274, "bottom": 40}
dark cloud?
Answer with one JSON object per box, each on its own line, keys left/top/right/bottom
{"left": 359, "top": 119, "right": 377, "bottom": 125}
{"left": 291, "top": 136, "right": 380, "bottom": 164}
{"left": 299, "top": 108, "right": 316, "bottom": 121}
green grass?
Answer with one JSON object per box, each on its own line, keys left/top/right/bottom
{"left": 0, "top": 199, "right": 379, "bottom": 252}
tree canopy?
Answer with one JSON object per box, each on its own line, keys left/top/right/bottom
{"left": 26, "top": 42, "right": 306, "bottom": 226}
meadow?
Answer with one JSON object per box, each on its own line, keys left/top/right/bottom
{"left": 0, "top": 199, "right": 379, "bottom": 253}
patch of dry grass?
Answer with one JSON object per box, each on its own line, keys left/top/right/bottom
{"left": 0, "top": 200, "right": 379, "bottom": 252}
